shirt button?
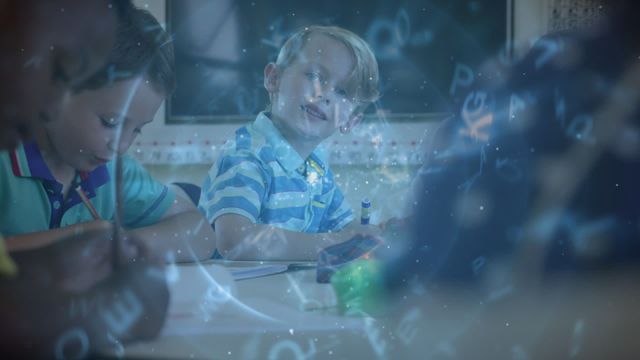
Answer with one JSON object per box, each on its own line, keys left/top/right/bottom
{"left": 53, "top": 201, "right": 61, "bottom": 210}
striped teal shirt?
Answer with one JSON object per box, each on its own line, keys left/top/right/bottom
{"left": 199, "top": 112, "right": 353, "bottom": 233}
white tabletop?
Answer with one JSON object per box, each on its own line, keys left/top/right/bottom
{"left": 115, "top": 261, "right": 376, "bottom": 359}
{"left": 111, "top": 262, "right": 640, "bottom": 359}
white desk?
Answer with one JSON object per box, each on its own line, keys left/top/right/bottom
{"left": 114, "top": 262, "right": 640, "bottom": 359}
{"left": 117, "top": 261, "right": 377, "bottom": 359}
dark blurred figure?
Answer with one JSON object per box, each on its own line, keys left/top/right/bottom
{"left": 385, "top": 1, "right": 640, "bottom": 286}
{"left": 0, "top": 1, "right": 170, "bottom": 358}
{"left": 0, "top": 0, "right": 119, "bottom": 149}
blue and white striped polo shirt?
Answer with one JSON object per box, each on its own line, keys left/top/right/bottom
{"left": 199, "top": 112, "right": 353, "bottom": 233}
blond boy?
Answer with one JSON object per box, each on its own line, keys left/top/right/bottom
{"left": 199, "top": 26, "right": 381, "bottom": 260}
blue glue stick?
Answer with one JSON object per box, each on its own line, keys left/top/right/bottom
{"left": 361, "top": 198, "right": 371, "bottom": 225}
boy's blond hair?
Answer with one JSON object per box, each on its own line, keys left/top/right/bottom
{"left": 271, "top": 25, "right": 380, "bottom": 114}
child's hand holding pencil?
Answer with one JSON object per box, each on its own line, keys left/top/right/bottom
{"left": 43, "top": 221, "right": 157, "bottom": 292}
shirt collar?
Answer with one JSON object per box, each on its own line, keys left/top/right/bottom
{"left": 10, "top": 142, "right": 55, "bottom": 180}
{"left": 252, "top": 112, "right": 330, "bottom": 174}
{"left": 10, "top": 142, "right": 110, "bottom": 194}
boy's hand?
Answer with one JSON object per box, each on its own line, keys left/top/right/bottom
{"left": 338, "top": 222, "right": 383, "bottom": 244}
{"left": 45, "top": 221, "right": 160, "bottom": 293}
{"left": 378, "top": 216, "right": 413, "bottom": 240}
{"left": 379, "top": 216, "right": 410, "bottom": 231}
{"left": 44, "top": 221, "right": 112, "bottom": 293}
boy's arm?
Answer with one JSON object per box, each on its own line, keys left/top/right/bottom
{"left": 118, "top": 157, "right": 216, "bottom": 262}
{"left": 130, "top": 192, "right": 216, "bottom": 263}
{"left": 4, "top": 220, "right": 113, "bottom": 252}
{"left": 215, "top": 214, "right": 380, "bottom": 261}
{"left": 200, "top": 149, "right": 382, "bottom": 261}
{"left": 5, "top": 205, "right": 217, "bottom": 264}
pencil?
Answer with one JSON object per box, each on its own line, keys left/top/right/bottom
{"left": 75, "top": 185, "right": 101, "bottom": 220}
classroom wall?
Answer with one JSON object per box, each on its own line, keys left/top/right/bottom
{"left": 513, "top": 0, "right": 547, "bottom": 55}
{"left": 130, "top": 0, "right": 440, "bottom": 165}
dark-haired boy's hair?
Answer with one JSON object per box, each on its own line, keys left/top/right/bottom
{"left": 109, "top": 0, "right": 134, "bottom": 19}
{"left": 75, "top": 7, "right": 175, "bottom": 94}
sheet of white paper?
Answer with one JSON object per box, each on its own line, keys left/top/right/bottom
{"left": 229, "top": 264, "right": 289, "bottom": 281}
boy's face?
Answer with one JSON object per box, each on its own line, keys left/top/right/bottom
{"left": 42, "top": 78, "right": 163, "bottom": 172}
{"left": 0, "top": 1, "right": 117, "bottom": 150}
{"left": 265, "top": 33, "right": 363, "bottom": 143}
